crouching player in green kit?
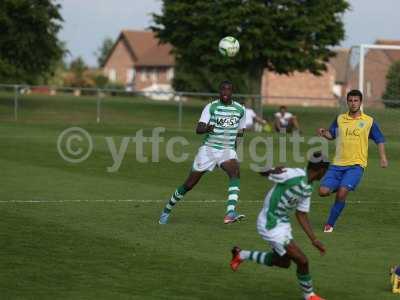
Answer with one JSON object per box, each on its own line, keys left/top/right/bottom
{"left": 230, "top": 152, "right": 329, "bottom": 300}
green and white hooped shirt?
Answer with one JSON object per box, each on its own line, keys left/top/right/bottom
{"left": 260, "top": 168, "right": 313, "bottom": 230}
{"left": 199, "top": 100, "right": 246, "bottom": 150}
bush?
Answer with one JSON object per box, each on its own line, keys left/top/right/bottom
{"left": 93, "top": 74, "right": 109, "bottom": 88}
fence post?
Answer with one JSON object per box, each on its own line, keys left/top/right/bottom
{"left": 256, "top": 94, "right": 263, "bottom": 118}
{"left": 177, "top": 92, "right": 183, "bottom": 131}
{"left": 14, "top": 85, "right": 18, "bottom": 121}
{"left": 96, "top": 89, "right": 101, "bottom": 124}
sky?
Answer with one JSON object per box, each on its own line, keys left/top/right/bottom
{"left": 58, "top": 0, "right": 400, "bottom": 67}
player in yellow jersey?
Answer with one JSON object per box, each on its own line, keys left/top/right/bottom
{"left": 317, "top": 90, "right": 388, "bottom": 232}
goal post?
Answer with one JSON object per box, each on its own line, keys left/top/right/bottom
{"left": 344, "top": 43, "right": 400, "bottom": 109}
{"left": 358, "top": 44, "right": 400, "bottom": 102}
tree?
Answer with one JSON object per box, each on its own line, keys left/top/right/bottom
{"left": 69, "top": 57, "right": 88, "bottom": 76}
{"left": 93, "top": 74, "right": 109, "bottom": 88}
{"left": 0, "top": 0, "right": 64, "bottom": 84}
{"left": 42, "top": 41, "right": 69, "bottom": 85}
{"left": 383, "top": 60, "right": 400, "bottom": 108}
{"left": 152, "top": 0, "right": 349, "bottom": 103}
{"left": 64, "top": 57, "right": 111, "bottom": 89}
{"left": 46, "top": 59, "right": 67, "bottom": 86}
{"left": 64, "top": 57, "right": 93, "bottom": 87}
{"left": 95, "top": 37, "right": 114, "bottom": 68}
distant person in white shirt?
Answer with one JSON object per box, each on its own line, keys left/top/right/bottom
{"left": 244, "top": 101, "right": 269, "bottom": 131}
{"left": 274, "top": 105, "right": 300, "bottom": 133}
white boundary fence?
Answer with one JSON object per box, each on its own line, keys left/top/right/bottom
{"left": 0, "top": 83, "right": 263, "bottom": 128}
{"left": 0, "top": 83, "right": 340, "bottom": 129}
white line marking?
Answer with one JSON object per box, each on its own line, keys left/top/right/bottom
{"left": 0, "top": 199, "right": 398, "bottom": 204}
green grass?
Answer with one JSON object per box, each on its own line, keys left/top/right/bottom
{"left": 0, "top": 92, "right": 399, "bottom": 299}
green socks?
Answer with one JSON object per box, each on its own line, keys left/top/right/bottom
{"left": 163, "top": 185, "right": 188, "bottom": 214}
{"left": 240, "top": 250, "right": 274, "bottom": 266}
{"left": 297, "top": 273, "right": 314, "bottom": 297}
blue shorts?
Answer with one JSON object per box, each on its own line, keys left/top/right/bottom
{"left": 320, "top": 165, "right": 364, "bottom": 192}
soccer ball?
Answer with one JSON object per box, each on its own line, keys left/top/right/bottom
{"left": 218, "top": 36, "right": 240, "bottom": 57}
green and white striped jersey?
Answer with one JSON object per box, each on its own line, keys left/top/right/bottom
{"left": 258, "top": 168, "right": 313, "bottom": 230}
{"left": 199, "top": 99, "right": 246, "bottom": 150}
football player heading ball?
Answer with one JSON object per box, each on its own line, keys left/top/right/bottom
{"left": 159, "top": 80, "right": 246, "bottom": 225}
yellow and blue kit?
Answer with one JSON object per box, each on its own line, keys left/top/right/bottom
{"left": 321, "top": 112, "right": 385, "bottom": 192}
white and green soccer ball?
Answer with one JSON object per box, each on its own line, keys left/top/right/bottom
{"left": 218, "top": 36, "right": 240, "bottom": 57}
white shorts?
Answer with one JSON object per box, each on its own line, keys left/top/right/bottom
{"left": 192, "top": 145, "right": 238, "bottom": 172}
{"left": 257, "top": 212, "right": 293, "bottom": 256}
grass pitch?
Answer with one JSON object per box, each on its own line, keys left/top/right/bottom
{"left": 0, "top": 92, "right": 399, "bottom": 299}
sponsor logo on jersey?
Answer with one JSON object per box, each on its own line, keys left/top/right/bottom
{"left": 215, "top": 117, "right": 239, "bottom": 128}
{"left": 345, "top": 128, "right": 360, "bottom": 137}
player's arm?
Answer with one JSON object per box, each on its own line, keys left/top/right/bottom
{"left": 234, "top": 129, "right": 244, "bottom": 151}
{"left": 317, "top": 128, "right": 333, "bottom": 140}
{"left": 236, "top": 109, "right": 247, "bottom": 137}
{"left": 196, "top": 123, "right": 214, "bottom": 134}
{"left": 259, "top": 166, "right": 285, "bottom": 177}
{"left": 254, "top": 115, "right": 267, "bottom": 125}
{"left": 295, "top": 210, "right": 326, "bottom": 255}
{"left": 259, "top": 167, "right": 288, "bottom": 184}
{"left": 317, "top": 117, "right": 338, "bottom": 140}
{"left": 369, "top": 121, "right": 388, "bottom": 168}
{"left": 196, "top": 103, "right": 214, "bottom": 134}
{"left": 378, "top": 143, "right": 388, "bottom": 168}
{"left": 274, "top": 115, "right": 281, "bottom": 130}
{"left": 234, "top": 129, "right": 245, "bottom": 151}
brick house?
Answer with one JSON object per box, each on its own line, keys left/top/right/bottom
{"left": 329, "top": 48, "right": 351, "bottom": 98}
{"left": 103, "top": 30, "right": 174, "bottom": 92}
{"left": 347, "top": 39, "right": 400, "bottom": 107}
{"left": 261, "top": 49, "right": 350, "bottom": 107}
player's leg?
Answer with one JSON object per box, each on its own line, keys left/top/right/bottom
{"left": 318, "top": 186, "right": 331, "bottom": 197}
{"left": 290, "top": 116, "right": 301, "bottom": 131}
{"left": 159, "top": 146, "right": 215, "bottom": 224}
{"left": 220, "top": 158, "right": 245, "bottom": 224}
{"left": 286, "top": 123, "right": 294, "bottom": 133}
{"left": 325, "top": 165, "right": 364, "bottom": 231}
{"left": 318, "top": 165, "right": 340, "bottom": 197}
{"left": 230, "top": 221, "right": 324, "bottom": 300}
{"left": 230, "top": 246, "right": 290, "bottom": 271}
{"left": 159, "top": 170, "right": 206, "bottom": 224}
{"left": 325, "top": 186, "right": 348, "bottom": 231}
{"left": 286, "top": 241, "right": 324, "bottom": 300}
{"left": 230, "top": 221, "right": 292, "bottom": 270}
{"left": 319, "top": 165, "right": 341, "bottom": 232}
{"left": 274, "top": 119, "right": 281, "bottom": 132}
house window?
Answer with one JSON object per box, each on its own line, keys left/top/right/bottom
{"left": 109, "top": 69, "right": 116, "bottom": 82}
{"left": 167, "top": 68, "right": 174, "bottom": 80}
{"left": 127, "top": 68, "right": 135, "bottom": 83}
{"left": 140, "top": 68, "right": 148, "bottom": 82}
{"left": 366, "top": 81, "right": 372, "bottom": 97}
